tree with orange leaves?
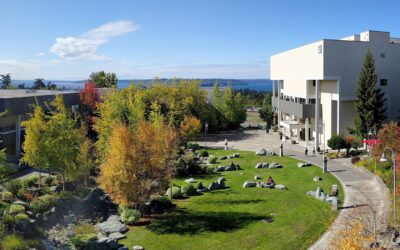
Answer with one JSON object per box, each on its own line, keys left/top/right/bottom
{"left": 180, "top": 115, "right": 202, "bottom": 142}
{"left": 98, "top": 113, "right": 178, "bottom": 213}
{"left": 80, "top": 80, "right": 100, "bottom": 111}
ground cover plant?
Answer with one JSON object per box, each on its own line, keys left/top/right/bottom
{"left": 121, "top": 149, "right": 343, "bottom": 250}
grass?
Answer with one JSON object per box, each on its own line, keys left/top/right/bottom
{"left": 121, "top": 149, "right": 343, "bottom": 250}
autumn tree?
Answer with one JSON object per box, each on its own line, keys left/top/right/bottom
{"left": 180, "top": 116, "right": 202, "bottom": 142}
{"left": 98, "top": 113, "right": 178, "bottom": 213}
{"left": 80, "top": 80, "right": 100, "bottom": 111}
{"left": 371, "top": 122, "right": 400, "bottom": 158}
{"left": 21, "top": 105, "right": 49, "bottom": 188}
{"left": 75, "top": 137, "right": 95, "bottom": 186}
{"left": 344, "top": 135, "right": 354, "bottom": 156}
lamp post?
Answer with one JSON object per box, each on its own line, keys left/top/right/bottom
{"left": 204, "top": 122, "right": 208, "bottom": 148}
{"left": 380, "top": 147, "right": 397, "bottom": 228}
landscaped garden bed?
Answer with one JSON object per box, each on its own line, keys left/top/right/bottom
{"left": 121, "top": 149, "right": 343, "bottom": 250}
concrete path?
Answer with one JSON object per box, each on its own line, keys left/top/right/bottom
{"left": 199, "top": 130, "right": 390, "bottom": 249}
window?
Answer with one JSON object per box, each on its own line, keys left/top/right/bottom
{"left": 380, "top": 79, "right": 388, "bottom": 86}
{"left": 317, "top": 45, "right": 323, "bottom": 54}
{"left": 312, "top": 80, "right": 316, "bottom": 87}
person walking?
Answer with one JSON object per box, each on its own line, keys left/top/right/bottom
{"left": 224, "top": 139, "right": 228, "bottom": 151}
{"left": 312, "top": 147, "right": 316, "bottom": 156}
{"left": 305, "top": 147, "right": 308, "bottom": 157}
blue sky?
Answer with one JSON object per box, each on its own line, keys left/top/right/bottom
{"left": 0, "top": 0, "right": 399, "bottom": 80}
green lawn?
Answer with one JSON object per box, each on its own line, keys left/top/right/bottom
{"left": 121, "top": 149, "right": 343, "bottom": 250}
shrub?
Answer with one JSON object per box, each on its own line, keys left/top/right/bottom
{"left": 24, "top": 176, "right": 39, "bottom": 187}
{"left": 182, "top": 184, "right": 197, "bottom": 196}
{"left": 197, "top": 182, "right": 204, "bottom": 189}
{"left": 14, "top": 213, "right": 29, "bottom": 222}
{"left": 187, "top": 143, "right": 200, "bottom": 151}
{"left": 351, "top": 156, "right": 361, "bottom": 165}
{"left": 327, "top": 134, "right": 345, "bottom": 153}
{"left": 120, "top": 207, "right": 141, "bottom": 224}
{"left": 198, "top": 149, "right": 209, "bottom": 157}
{"left": 74, "top": 222, "right": 97, "bottom": 235}
{"left": 59, "top": 191, "right": 74, "bottom": 200}
{"left": 29, "top": 194, "right": 57, "bottom": 214}
{"left": 1, "top": 191, "right": 13, "bottom": 202}
{"left": 3, "top": 214, "right": 15, "bottom": 226}
{"left": 71, "top": 234, "right": 97, "bottom": 250}
{"left": 3, "top": 180, "right": 22, "bottom": 196}
{"left": 9, "top": 204, "right": 25, "bottom": 214}
{"left": 166, "top": 186, "right": 181, "bottom": 199}
{"left": 1, "top": 234, "right": 28, "bottom": 250}
{"left": 208, "top": 155, "right": 217, "bottom": 164}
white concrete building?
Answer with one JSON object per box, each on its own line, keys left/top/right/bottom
{"left": 270, "top": 30, "right": 400, "bottom": 149}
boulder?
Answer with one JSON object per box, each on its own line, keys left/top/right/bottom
{"left": 255, "top": 149, "right": 266, "bottom": 156}
{"left": 254, "top": 175, "right": 262, "bottom": 180}
{"left": 298, "top": 162, "right": 312, "bottom": 168}
{"left": 133, "top": 246, "right": 144, "bottom": 250}
{"left": 255, "top": 163, "right": 262, "bottom": 169}
{"left": 261, "top": 163, "right": 269, "bottom": 168}
{"left": 165, "top": 187, "right": 182, "bottom": 199}
{"left": 275, "top": 184, "right": 287, "bottom": 190}
{"left": 225, "top": 165, "right": 236, "bottom": 171}
{"left": 96, "top": 220, "right": 128, "bottom": 235}
{"left": 313, "top": 176, "right": 322, "bottom": 182}
{"left": 63, "top": 214, "right": 76, "bottom": 224}
{"left": 217, "top": 177, "right": 226, "bottom": 182}
{"left": 216, "top": 166, "right": 226, "bottom": 172}
{"left": 184, "top": 178, "right": 196, "bottom": 183}
{"left": 318, "top": 192, "right": 326, "bottom": 201}
{"left": 13, "top": 200, "right": 27, "bottom": 206}
{"left": 219, "top": 156, "right": 227, "bottom": 160}
{"left": 196, "top": 188, "right": 208, "bottom": 193}
{"left": 107, "top": 215, "right": 121, "bottom": 222}
{"left": 243, "top": 181, "right": 256, "bottom": 188}
{"left": 233, "top": 153, "right": 240, "bottom": 158}
{"left": 268, "top": 163, "right": 282, "bottom": 169}
{"left": 49, "top": 186, "right": 61, "bottom": 193}
{"left": 234, "top": 164, "right": 241, "bottom": 170}
{"left": 306, "top": 191, "right": 315, "bottom": 196}
{"left": 109, "top": 232, "right": 126, "bottom": 240}
{"left": 315, "top": 187, "right": 322, "bottom": 198}
{"left": 208, "top": 181, "right": 220, "bottom": 191}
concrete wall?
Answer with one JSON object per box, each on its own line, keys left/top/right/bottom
{"left": 271, "top": 40, "right": 324, "bottom": 98}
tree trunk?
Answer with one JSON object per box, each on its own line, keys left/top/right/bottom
{"left": 38, "top": 171, "right": 42, "bottom": 189}
{"left": 62, "top": 172, "right": 66, "bottom": 191}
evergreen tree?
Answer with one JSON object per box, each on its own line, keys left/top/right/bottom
{"left": 0, "top": 73, "right": 12, "bottom": 89}
{"left": 355, "top": 49, "right": 386, "bottom": 137}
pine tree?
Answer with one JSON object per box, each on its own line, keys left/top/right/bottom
{"left": 355, "top": 49, "right": 386, "bottom": 137}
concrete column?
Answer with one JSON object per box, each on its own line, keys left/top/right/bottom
{"left": 15, "top": 114, "right": 21, "bottom": 159}
{"left": 305, "top": 118, "right": 309, "bottom": 146}
{"left": 315, "top": 80, "right": 320, "bottom": 149}
{"left": 277, "top": 80, "right": 281, "bottom": 126}
{"left": 272, "top": 80, "right": 276, "bottom": 125}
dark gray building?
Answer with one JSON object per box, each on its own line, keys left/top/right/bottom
{"left": 0, "top": 89, "right": 80, "bottom": 161}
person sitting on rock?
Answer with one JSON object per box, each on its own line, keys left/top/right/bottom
{"left": 266, "top": 176, "right": 276, "bottom": 188}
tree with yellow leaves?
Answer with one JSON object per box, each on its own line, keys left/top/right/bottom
{"left": 330, "top": 221, "right": 374, "bottom": 250}
{"left": 98, "top": 112, "right": 178, "bottom": 213}
{"left": 179, "top": 115, "right": 202, "bottom": 142}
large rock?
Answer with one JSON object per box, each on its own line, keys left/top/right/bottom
{"left": 275, "top": 184, "right": 287, "bottom": 190}
{"left": 313, "top": 176, "right": 322, "bottom": 182}
{"left": 217, "top": 177, "right": 225, "bottom": 182}
{"left": 109, "top": 232, "right": 126, "bottom": 240}
{"left": 243, "top": 181, "right": 256, "bottom": 188}
{"left": 133, "top": 246, "right": 144, "bottom": 250}
{"left": 298, "top": 162, "right": 311, "bottom": 168}
{"left": 255, "top": 163, "right": 262, "bottom": 169}
{"left": 224, "top": 165, "right": 236, "bottom": 171}
{"left": 315, "top": 187, "right": 322, "bottom": 198}
{"left": 306, "top": 191, "right": 315, "bottom": 196}
{"left": 208, "top": 181, "right": 220, "bottom": 191}
{"left": 262, "top": 163, "right": 270, "bottom": 168}
{"left": 216, "top": 166, "right": 226, "bottom": 172}
{"left": 107, "top": 215, "right": 121, "bottom": 222}
{"left": 268, "top": 163, "right": 282, "bottom": 169}
{"left": 165, "top": 187, "right": 181, "bottom": 198}
{"left": 184, "top": 178, "right": 196, "bottom": 183}
{"left": 318, "top": 192, "right": 326, "bottom": 201}
{"left": 254, "top": 175, "right": 262, "bottom": 180}
{"left": 96, "top": 220, "right": 128, "bottom": 235}
{"left": 255, "top": 149, "right": 266, "bottom": 156}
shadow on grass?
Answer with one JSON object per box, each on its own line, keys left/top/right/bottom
{"left": 147, "top": 208, "right": 265, "bottom": 235}
{"left": 207, "top": 198, "right": 265, "bottom": 205}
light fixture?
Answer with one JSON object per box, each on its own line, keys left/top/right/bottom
{"left": 380, "top": 153, "right": 387, "bottom": 162}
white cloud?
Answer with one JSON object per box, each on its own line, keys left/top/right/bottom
{"left": 36, "top": 52, "right": 46, "bottom": 56}
{"left": 50, "top": 20, "right": 137, "bottom": 60}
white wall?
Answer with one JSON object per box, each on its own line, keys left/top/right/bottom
{"left": 271, "top": 41, "right": 324, "bottom": 98}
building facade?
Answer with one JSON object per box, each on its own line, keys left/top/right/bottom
{"left": 270, "top": 30, "right": 400, "bottom": 149}
{"left": 0, "top": 89, "right": 79, "bottom": 161}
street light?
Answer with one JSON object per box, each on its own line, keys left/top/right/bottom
{"left": 204, "top": 122, "right": 208, "bottom": 148}
{"left": 380, "top": 147, "right": 397, "bottom": 229}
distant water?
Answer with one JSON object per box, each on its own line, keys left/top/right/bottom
{"left": 12, "top": 79, "right": 272, "bottom": 92}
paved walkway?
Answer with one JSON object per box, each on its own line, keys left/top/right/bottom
{"left": 199, "top": 130, "right": 390, "bottom": 249}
